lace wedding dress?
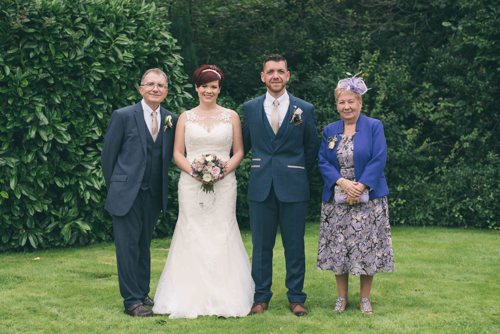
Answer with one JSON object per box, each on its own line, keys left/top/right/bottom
{"left": 153, "top": 109, "right": 254, "bottom": 318}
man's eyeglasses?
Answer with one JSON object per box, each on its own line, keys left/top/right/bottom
{"left": 140, "top": 82, "right": 168, "bottom": 90}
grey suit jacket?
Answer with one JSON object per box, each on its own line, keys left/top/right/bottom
{"left": 101, "top": 102, "right": 177, "bottom": 216}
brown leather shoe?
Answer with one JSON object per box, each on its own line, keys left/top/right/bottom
{"left": 249, "top": 302, "right": 269, "bottom": 315}
{"left": 289, "top": 303, "right": 308, "bottom": 317}
{"left": 142, "top": 296, "right": 154, "bottom": 307}
{"left": 124, "top": 303, "right": 153, "bottom": 317}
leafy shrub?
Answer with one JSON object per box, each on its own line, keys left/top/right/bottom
{"left": 169, "top": 0, "right": 499, "bottom": 230}
{"left": 425, "top": 153, "right": 499, "bottom": 229}
{"left": 0, "top": 0, "right": 190, "bottom": 251}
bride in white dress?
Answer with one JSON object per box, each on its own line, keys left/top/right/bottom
{"left": 153, "top": 65, "right": 254, "bottom": 318}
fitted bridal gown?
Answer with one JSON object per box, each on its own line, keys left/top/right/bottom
{"left": 153, "top": 109, "right": 254, "bottom": 318}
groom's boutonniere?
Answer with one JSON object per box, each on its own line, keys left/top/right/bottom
{"left": 163, "top": 115, "right": 173, "bottom": 131}
{"left": 290, "top": 107, "right": 303, "bottom": 126}
{"left": 328, "top": 136, "right": 338, "bottom": 150}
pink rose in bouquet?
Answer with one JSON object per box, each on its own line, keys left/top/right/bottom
{"left": 190, "top": 154, "right": 226, "bottom": 193}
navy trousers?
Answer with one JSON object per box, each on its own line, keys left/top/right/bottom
{"left": 112, "top": 189, "right": 161, "bottom": 309}
{"left": 249, "top": 185, "right": 308, "bottom": 304}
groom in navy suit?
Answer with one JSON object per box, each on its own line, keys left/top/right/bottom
{"left": 243, "top": 54, "right": 319, "bottom": 316}
{"left": 101, "top": 68, "right": 177, "bottom": 317}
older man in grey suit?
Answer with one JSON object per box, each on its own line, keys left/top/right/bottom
{"left": 101, "top": 68, "right": 177, "bottom": 317}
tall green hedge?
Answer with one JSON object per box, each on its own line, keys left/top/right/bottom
{"left": 0, "top": 0, "right": 190, "bottom": 251}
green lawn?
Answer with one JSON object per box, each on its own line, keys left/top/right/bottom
{"left": 1, "top": 225, "right": 498, "bottom": 334}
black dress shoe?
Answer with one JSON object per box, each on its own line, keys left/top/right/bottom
{"left": 143, "top": 296, "right": 154, "bottom": 307}
{"left": 124, "top": 303, "right": 153, "bottom": 317}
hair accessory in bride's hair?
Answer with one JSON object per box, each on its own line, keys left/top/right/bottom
{"left": 194, "top": 65, "right": 224, "bottom": 87}
{"left": 201, "top": 68, "right": 222, "bottom": 80}
{"left": 337, "top": 72, "right": 369, "bottom": 95}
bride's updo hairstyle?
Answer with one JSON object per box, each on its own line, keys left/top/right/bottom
{"left": 193, "top": 64, "right": 224, "bottom": 87}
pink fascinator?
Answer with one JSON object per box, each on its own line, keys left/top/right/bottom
{"left": 337, "top": 72, "right": 369, "bottom": 95}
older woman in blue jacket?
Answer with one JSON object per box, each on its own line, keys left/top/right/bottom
{"left": 316, "top": 74, "right": 394, "bottom": 315}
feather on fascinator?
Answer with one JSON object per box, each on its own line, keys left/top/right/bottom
{"left": 337, "top": 72, "right": 369, "bottom": 95}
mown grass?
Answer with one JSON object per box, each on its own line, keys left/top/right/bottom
{"left": 1, "top": 225, "right": 498, "bottom": 333}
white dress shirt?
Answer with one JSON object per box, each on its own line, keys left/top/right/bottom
{"left": 141, "top": 99, "right": 161, "bottom": 137}
{"left": 263, "top": 90, "right": 290, "bottom": 129}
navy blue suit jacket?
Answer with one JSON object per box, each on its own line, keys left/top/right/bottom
{"left": 242, "top": 93, "right": 319, "bottom": 202}
{"left": 318, "top": 113, "right": 389, "bottom": 202}
{"left": 101, "top": 102, "right": 177, "bottom": 216}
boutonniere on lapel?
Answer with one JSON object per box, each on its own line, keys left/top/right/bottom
{"left": 163, "top": 115, "right": 173, "bottom": 131}
{"left": 328, "top": 136, "right": 338, "bottom": 150}
{"left": 290, "top": 106, "right": 303, "bottom": 126}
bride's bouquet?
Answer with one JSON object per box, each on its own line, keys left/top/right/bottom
{"left": 191, "top": 154, "right": 227, "bottom": 193}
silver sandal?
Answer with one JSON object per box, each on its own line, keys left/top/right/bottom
{"left": 360, "top": 297, "right": 373, "bottom": 315}
{"left": 334, "top": 297, "right": 348, "bottom": 313}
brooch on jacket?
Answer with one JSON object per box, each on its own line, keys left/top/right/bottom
{"left": 163, "top": 115, "right": 173, "bottom": 131}
{"left": 290, "top": 107, "right": 303, "bottom": 126}
{"left": 328, "top": 136, "right": 338, "bottom": 150}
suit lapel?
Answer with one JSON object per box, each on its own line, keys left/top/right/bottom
{"left": 254, "top": 96, "right": 275, "bottom": 150}
{"left": 133, "top": 103, "right": 147, "bottom": 156}
{"left": 160, "top": 108, "right": 166, "bottom": 160}
{"left": 273, "top": 95, "right": 296, "bottom": 151}
{"left": 261, "top": 104, "right": 276, "bottom": 140}
{"left": 160, "top": 108, "right": 174, "bottom": 161}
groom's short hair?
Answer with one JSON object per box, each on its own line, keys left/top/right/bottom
{"left": 263, "top": 54, "right": 288, "bottom": 70}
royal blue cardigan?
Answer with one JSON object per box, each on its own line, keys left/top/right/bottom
{"left": 318, "top": 113, "right": 389, "bottom": 202}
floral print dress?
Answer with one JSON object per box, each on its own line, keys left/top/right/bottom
{"left": 317, "top": 135, "right": 394, "bottom": 276}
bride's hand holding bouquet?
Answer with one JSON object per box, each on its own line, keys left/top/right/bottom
{"left": 190, "top": 154, "right": 227, "bottom": 193}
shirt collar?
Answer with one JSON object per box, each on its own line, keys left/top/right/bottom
{"left": 264, "top": 90, "right": 289, "bottom": 106}
{"left": 141, "top": 99, "right": 160, "bottom": 116}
